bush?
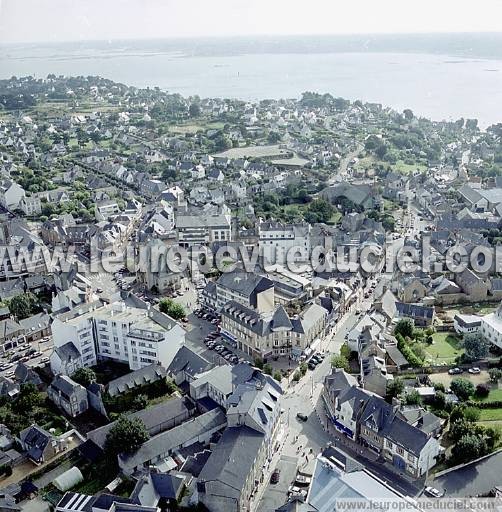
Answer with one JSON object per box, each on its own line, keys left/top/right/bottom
{"left": 273, "top": 371, "right": 282, "bottom": 382}
{"left": 254, "top": 358, "right": 264, "bottom": 370}
{"left": 331, "top": 355, "right": 349, "bottom": 372}
{"left": 292, "top": 371, "right": 301, "bottom": 382}
{"left": 489, "top": 369, "right": 502, "bottom": 383}
{"left": 263, "top": 364, "right": 273, "bottom": 376}
{"left": 475, "top": 384, "right": 490, "bottom": 398}
{"left": 394, "top": 319, "right": 414, "bottom": 339}
{"left": 450, "top": 378, "right": 475, "bottom": 401}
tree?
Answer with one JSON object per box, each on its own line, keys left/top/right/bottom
{"left": 305, "top": 198, "right": 335, "bottom": 224}
{"left": 394, "top": 319, "right": 414, "bottom": 339}
{"left": 273, "top": 371, "right": 282, "bottom": 382}
{"left": 463, "top": 334, "right": 490, "bottom": 361}
{"left": 475, "top": 383, "right": 490, "bottom": 398}
{"left": 8, "top": 293, "right": 38, "bottom": 320}
{"left": 105, "top": 416, "right": 150, "bottom": 456}
{"left": 450, "top": 378, "right": 475, "bottom": 401}
{"left": 254, "top": 357, "right": 264, "bottom": 370}
{"left": 386, "top": 378, "right": 404, "bottom": 400}
{"left": 404, "top": 389, "right": 421, "bottom": 405}
{"left": 158, "top": 298, "right": 186, "bottom": 320}
{"left": 263, "top": 364, "right": 273, "bottom": 376}
{"left": 72, "top": 367, "right": 96, "bottom": 388}
{"left": 188, "top": 103, "right": 201, "bottom": 117}
{"left": 331, "top": 355, "right": 349, "bottom": 372}
{"left": 451, "top": 434, "right": 487, "bottom": 464}
{"left": 489, "top": 368, "right": 502, "bottom": 383}
{"left": 12, "top": 383, "right": 43, "bottom": 413}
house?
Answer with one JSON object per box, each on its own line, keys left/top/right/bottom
{"left": 140, "top": 179, "right": 167, "bottom": 198}
{"left": 19, "top": 195, "right": 42, "bottom": 216}
{"left": 0, "top": 319, "right": 25, "bottom": 354}
{"left": 48, "top": 375, "right": 89, "bottom": 418}
{"left": 395, "top": 302, "right": 435, "bottom": 327}
{"left": 50, "top": 342, "right": 84, "bottom": 377}
{"left": 197, "top": 426, "right": 266, "bottom": 512}
{"left": 0, "top": 180, "right": 25, "bottom": 210}
{"left": 129, "top": 472, "right": 186, "bottom": 509}
{"left": 14, "top": 363, "right": 42, "bottom": 387}
{"left": 220, "top": 301, "right": 327, "bottom": 360}
{"left": 323, "top": 369, "right": 442, "bottom": 477}
{"left": 166, "top": 346, "right": 212, "bottom": 386}
{"left": 454, "top": 313, "right": 481, "bottom": 334}
{"left": 19, "top": 312, "right": 51, "bottom": 342}
{"left": 18, "top": 425, "right": 57, "bottom": 464}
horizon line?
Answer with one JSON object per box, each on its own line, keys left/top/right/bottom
{"left": 2, "top": 30, "right": 502, "bottom": 46}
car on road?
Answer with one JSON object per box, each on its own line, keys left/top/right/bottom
{"left": 448, "top": 367, "right": 463, "bottom": 375}
{"left": 296, "top": 412, "right": 308, "bottom": 422}
{"left": 424, "top": 486, "right": 443, "bottom": 498}
{"left": 468, "top": 367, "right": 481, "bottom": 374}
{"left": 308, "top": 361, "right": 318, "bottom": 370}
{"left": 270, "top": 469, "right": 281, "bottom": 484}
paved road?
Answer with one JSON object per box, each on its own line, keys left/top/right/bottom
{"left": 328, "top": 143, "right": 364, "bottom": 184}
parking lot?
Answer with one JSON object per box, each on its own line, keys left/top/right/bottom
{"left": 0, "top": 336, "right": 53, "bottom": 379}
{"left": 189, "top": 308, "right": 247, "bottom": 366}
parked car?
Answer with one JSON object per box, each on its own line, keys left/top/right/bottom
{"left": 448, "top": 367, "right": 463, "bottom": 375}
{"left": 296, "top": 413, "right": 308, "bottom": 422}
{"left": 468, "top": 367, "right": 481, "bottom": 374}
{"left": 424, "top": 486, "right": 443, "bottom": 498}
{"left": 308, "top": 361, "right": 317, "bottom": 371}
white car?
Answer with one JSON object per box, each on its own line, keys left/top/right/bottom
{"left": 424, "top": 486, "right": 443, "bottom": 498}
{"left": 468, "top": 367, "right": 481, "bottom": 374}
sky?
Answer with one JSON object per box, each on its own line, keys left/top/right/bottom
{"left": 1, "top": 0, "right": 502, "bottom": 44}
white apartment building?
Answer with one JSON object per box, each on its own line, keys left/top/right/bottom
{"left": 481, "top": 303, "right": 502, "bottom": 349}
{"left": 51, "top": 301, "right": 185, "bottom": 375}
{"left": 258, "top": 221, "right": 311, "bottom": 265}
{"left": 175, "top": 212, "right": 232, "bottom": 247}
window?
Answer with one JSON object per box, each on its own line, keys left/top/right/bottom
{"left": 396, "top": 446, "right": 404, "bottom": 456}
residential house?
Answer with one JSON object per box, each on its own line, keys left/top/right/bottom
{"left": 48, "top": 375, "right": 89, "bottom": 418}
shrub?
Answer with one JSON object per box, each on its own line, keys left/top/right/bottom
{"left": 475, "top": 384, "right": 490, "bottom": 398}
{"left": 450, "top": 378, "right": 475, "bottom": 401}
{"left": 292, "top": 371, "right": 301, "bottom": 382}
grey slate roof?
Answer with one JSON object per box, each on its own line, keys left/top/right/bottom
{"left": 198, "top": 425, "right": 265, "bottom": 500}
{"left": 107, "top": 363, "right": 167, "bottom": 397}
{"left": 49, "top": 375, "right": 83, "bottom": 399}
{"left": 118, "top": 408, "right": 226, "bottom": 470}
{"left": 55, "top": 341, "right": 81, "bottom": 362}
{"left": 167, "top": 346, "right": 212, "bottom": 379}
{"left": 87, "top": 397, "right": 192, "bottom": 449}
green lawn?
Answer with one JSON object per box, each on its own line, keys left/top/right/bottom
{"left": 478, "top": 409, "right": 502, "bottom": 421}
{"left": 391, "top": 160, "right": 428, "bottom": 174}
{"left": 473, "top": 388, "right": 502, "bottom": 403}
{"left": 421, "top": 332, "right": 463, "bottom": 363}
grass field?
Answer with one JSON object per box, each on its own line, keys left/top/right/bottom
{"left": 473, "top": 388, "right": 502, "bottom": 403}
{"left": 478, "top": 409, "right": 502, "bottom": 421}
{"left": 422, "top": 332, "right": 463, "bottom": 363}
{"left": 391, "top": 160, "right": 428, "bottom": 174}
